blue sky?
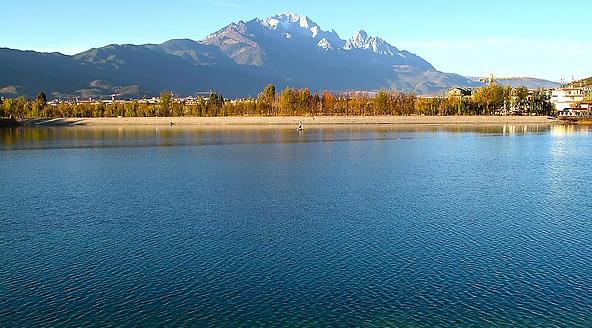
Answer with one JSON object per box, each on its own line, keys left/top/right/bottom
{"left": 2, "top": 0, "right": 590, "bottom": 81}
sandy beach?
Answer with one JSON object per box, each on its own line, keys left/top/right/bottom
{"left": 19, "top": 116, "right": 560, "bottom": 127}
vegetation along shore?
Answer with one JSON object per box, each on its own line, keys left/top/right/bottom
{"left": 1, "top": 83, "right": 555, "bottom": 120}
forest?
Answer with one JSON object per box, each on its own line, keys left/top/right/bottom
{"left": 0, "top": 83, "right": 555, "bottom": 119}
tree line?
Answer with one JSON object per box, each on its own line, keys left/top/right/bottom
{"left": 0, "top": 84, "right": 555, "bottom": 119}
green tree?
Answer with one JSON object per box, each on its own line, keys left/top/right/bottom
{"left": 35, "top": 92, "right": 47, "bottom": 107}
{"left": 206, "top": 92, "right": 224, "bottom": 116}
{"left": 473, "top": 84, "right": 504, "bottom": 115}
{"left": 502, "top": 86, "right": 512, "bottom": 115}
{"left": 531, "top": 89, "right": 553, "bottom": 115}
{"left": 199, "top": 97, "right": 207, "bottom": 116}
{"left": 159, "top": 91, "right": 173, "bottom": 116}
{"left": 95, "top": 103, "right": 106, "bottom": 117}
{"left": 296, "top": 88, "right": 311, "bottom": 115}
{"left": 278, "top": 88, "right": 298, "bottom": 115}
{"left": 257, "top": 83, "right": 276, "bottom": 115}
{"left": 4, "top": 98, "right": 16, "bottom": 118}
{"left": 514, "top": 86, "right": 529, "bottom": 114}
{"left": 311, "top": 93, "right": 321, "bottom": 115}
{"left": 373, "top": 90, "right": 389, "bottom": 114}
{"left": 14, "top": 97, "right": 29, "bottom": 119}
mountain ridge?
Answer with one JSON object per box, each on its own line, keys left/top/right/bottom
{"left": 0, "top": 12, "right": 556, "bottom": 99}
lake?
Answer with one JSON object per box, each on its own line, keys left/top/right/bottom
{"left": 1, "top": 124, "right": 592, "bottom": 327}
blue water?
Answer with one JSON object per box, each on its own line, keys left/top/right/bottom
{"left": 1, "top": 125, "right": 592, "bottom": 327}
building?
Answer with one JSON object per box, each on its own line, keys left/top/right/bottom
{"left": 557, "top": 101, "right": 592, "bottom": 117}
{"left": 551, "top": 87, "right": 586, "bottom": 111}
{"left": 579, "top": 101, "right": 592, "bottom": 111}
{"left": 447, "top": 87, "right": 472, "bottom": 98}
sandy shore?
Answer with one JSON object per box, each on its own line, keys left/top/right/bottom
{"left": 18, "top": 116, "right": 561, "bottom": 127}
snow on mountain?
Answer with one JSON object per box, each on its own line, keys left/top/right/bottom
{"left": 264, "top": 12, "right": 314, "bottom": 29}
{"left": 316, "top": 38, "right": 333, "bottom": 51}
{"left": 310, "top": 26, "right": 320, "bottom": 38}
{"left": 260, "top": 12, "right": 320, "bottom": 39}
{"left": 258, "top": 13, "right": 405, "bottom": 57}
{"left": 343, "top": 30, "right": 401, "bottom": 56}
{"left": 344, "top": 30, "right": 370, "bottom": 49}
{"left": 253, "top": 12, "right": 345, "bottom": 51}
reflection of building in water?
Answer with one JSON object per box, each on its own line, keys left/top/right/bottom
{"left": 548, "top": 125, "right": 590, "bottom": 203}
{"left": 550, "top": 124, "right": 590, "bottom": 136}
{"left": 501, "top": 125, "right": 548, "bottom": 135}
{"left": 503, "top": 125, "right": 514, "bottom": 135}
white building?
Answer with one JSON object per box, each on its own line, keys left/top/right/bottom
{"left": 551, "top": 87, "right": 586, "bottom": 111}
{"left": 557, "top": 99, "right": 592, "bottom": 117}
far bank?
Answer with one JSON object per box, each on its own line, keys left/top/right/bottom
{"left": 17, "top": 116, "right": 560, "bottom": 127}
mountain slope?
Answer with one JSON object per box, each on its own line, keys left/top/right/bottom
{"left": 2, "top": 12, "right": 482, "bottom": 99}
{"left": 468, "top": 77, "right": 560, "bottom": 89}
{"left": 0, "top": 48, "right": 106, "bottom": 97}
{"left": 199, "top": 13, "right": 474, "bottom": 94}
{"left": 571, "top": 76, "right": 592, "bottom": 87}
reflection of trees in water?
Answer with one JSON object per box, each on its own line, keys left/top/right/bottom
{"left": 2, "top": 125, "right": 583, "bottom": 151}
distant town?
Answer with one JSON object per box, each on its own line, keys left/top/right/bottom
{"left": 446, "top": 76, "right": 592, "bottom": 117}
{"left": 1, "top": 75, "right": 591, "bottom": 119}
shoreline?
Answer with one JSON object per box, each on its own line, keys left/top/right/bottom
{"left": 17, "top": 116, "right": 561, "bottom": 127}
{"left": 0, "top": 118, "right": 21, "bottom": 128}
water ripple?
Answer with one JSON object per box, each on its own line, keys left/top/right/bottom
{"left": 1, "top": 126, "right": 592, "bottom": 327}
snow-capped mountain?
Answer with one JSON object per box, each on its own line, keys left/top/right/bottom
{"left": 259, "top": 13, "right": 339, "bottom": 43}
{"left": 253, "top": 13, "right": 415, "bottom": 61}
{"left": 236, "top": 13, "right": 410, "bottom": 57}
{"left": 0, "top": 12, "right": 479, "bottom": 98}
{"left": 261, "top": 12, "right": 317, "bottom": 34}
{"left": 200, "top": 12, "right": 435, "bottom": 68}
{"left": 198, "top": 12, "right": 455, "bottom": 93}
{"left": 343, "top": 30, "right": 402, "bottom": 56}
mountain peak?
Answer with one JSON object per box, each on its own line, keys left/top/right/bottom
{"left": 262, "top": 12, "right": 317, "bottom": 30}
{"left": 344, "top": 30, "right": 369, "bottom": 50}
{"left": 279, "top": 12, "right": 310, "bottom": 24}
{"left": 354, "top": 30, "right": 369, "bottom": 41}
{"left": 343, "top": 30, "right": 400, "bottom": 55}
{"left": 317, "top": 38, "right": 333, "bottom": 51}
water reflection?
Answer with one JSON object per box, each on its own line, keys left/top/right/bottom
{"left": 0, "top": 124, "right": 587, "bottom": 151}
{"left": 2, "top": 122, "right": 592, "bottom": 327}
{"left": 546, "top": 124, "right": 590, "bottom": 203}
{"left": 550, "top": 124, "right": 591, "bottom": 137}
